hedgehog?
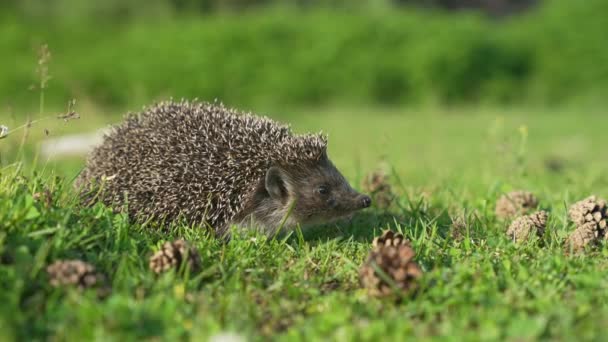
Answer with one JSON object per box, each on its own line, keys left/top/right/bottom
{"left": 76, "top": 100, "right": 372, "bottom": 237}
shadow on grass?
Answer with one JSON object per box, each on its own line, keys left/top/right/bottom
{"left": 298, "top": 200, "right": 455, "bottom": 244}
{"left": 298, "top": 211, "right": 405, "bottom": 243}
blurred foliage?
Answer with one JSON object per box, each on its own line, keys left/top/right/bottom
{"left": 0, "top": 0, "right": 606, "bottom": 111}
{"left": 395, "top": 0, "right": 538, "bottom": 16}
{"left": 5, "top": 0, "right": 539, "bottom": 15}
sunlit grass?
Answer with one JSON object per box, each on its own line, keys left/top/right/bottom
{"left": 2, "top": 105, "right": 608, "bottom": 340}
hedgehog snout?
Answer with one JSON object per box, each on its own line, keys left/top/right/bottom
{"left": 342, "top": 193, "right": 372, "bottom": 211}
{"left": 360, "top": 195, "right": 372, "bottom": 208}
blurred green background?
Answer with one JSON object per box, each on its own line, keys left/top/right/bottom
{"left": 1, "top": 0, "right": 607, "bottom": 112}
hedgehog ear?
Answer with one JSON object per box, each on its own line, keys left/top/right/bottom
{"left": 265, "top": 166, "right": 288, "bottom": 201}
{"left": 320, "top": 148, "right": 328, "bottom": 160}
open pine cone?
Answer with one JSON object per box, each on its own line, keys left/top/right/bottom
{"left": 495, "top": 190, "right": 539, "bottom": 220}
{"left": 46, "top": 259, "right": 106, "bottom": 291}
{"left": 362, "top": 170, "right": 394, "bottom": 209}
{"left": 149, "top": 239, "right": 201, "bottom": 274}
{"left": 568, "top": 196, "right": 608, "bottom": 233}
{"left": 33, "top": 187, "right": 53, "bottom": 208}
{"left": 360, "top": 231, "right": 422, "bottom": 297}
{"left": 506, "top": 211, "right": 548, "bottom": 243}
{"left": 372, "top": 230, "right": 409, "bottom": 248}
{"left": 450, "top": 212, "right": 468, "bottom": 241}
{"left": 565, "top": 222, "right": 600, "bottom": 253}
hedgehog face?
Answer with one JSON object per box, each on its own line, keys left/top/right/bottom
{"left": 264, "top": 157, "right": 371, "bottom": 227}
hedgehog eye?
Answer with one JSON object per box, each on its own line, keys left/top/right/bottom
{"left": 318, "top": 185, "right": 329, "bottom": 195}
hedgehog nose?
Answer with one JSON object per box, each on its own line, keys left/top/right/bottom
{"left": 360, "top": 195, "right": 372, "bottom": 208}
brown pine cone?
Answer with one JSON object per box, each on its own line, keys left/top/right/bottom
{"left": 372, "top": 230, "right": 409, "bottom": 248}
{"left": 33, "top": 187, "right": 53, "bottom": 208}
{"left": 495, "top": 190, "right": 539, "bottom": 220}
{"left": 506, "top": 211, "right": 548, "bottom": 243}
{"left": 450, "top": 213, "right": 467, "bottom": 241}
{"left": 565, "top": 222, "right": 600, "bottom": 253}
{"left": 360, "top": 238, "right": 422, "bottom": 297}
{"left": 149, "top": 239, "right": 201, "bottom": 274}
{"left": 46, "top": 259, "right": 106, "bottom": 291}
{"left": 362, "top": 170, "right": 394, "bottom": 209}
{"left": 568, "top": 196, "right": 608, "bottom": 233}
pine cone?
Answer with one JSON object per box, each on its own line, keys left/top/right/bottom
{"left": 372, "top": 230, "right": 409, "bottom": 248}
{"left": 362, "top": 170, "right": 394, "bottom": 209}
{"left": 565, "top": 222, "right": 599, "bottom": 253}
{"left": 46, "top": 259, "right": 106, "bottom": 291}
{"left": 495, "top": 190, "right": 539, "bottom": 220}
{"left": 360, "top": 237, "right": 422, "bottom": 297}
{"left": 506, "top": 211, "right": 548, "bottom": 243}
{"left": 149, "top": 239, "right": 201, "bottom": 274}
{"left": 568, "top": 196, "right": 608, "bottom": 233}
{"left": 33, "top": 187, "right": 53, "bottom": 208}
{"left": 450, "top": 213, "right": 467, "bottom": 241}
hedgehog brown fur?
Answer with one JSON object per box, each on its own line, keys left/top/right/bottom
{"left": 76, "top": 100, "right": 371, "bottom": 236}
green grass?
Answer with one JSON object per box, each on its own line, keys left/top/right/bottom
{"left": 2, "top": 106, "right": 608, "bottom": 340}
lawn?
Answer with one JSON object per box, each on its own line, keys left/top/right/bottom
{"left": 2, "top": 106, "right": 608, "bottom": 341}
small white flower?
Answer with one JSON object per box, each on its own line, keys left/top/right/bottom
{"left": 0, "top": 125, "right": 8, "bottom": 139}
